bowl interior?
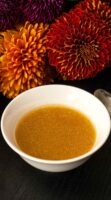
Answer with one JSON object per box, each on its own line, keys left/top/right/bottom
{"left": 1, "top": 85, "right": 111, "bottom": 162}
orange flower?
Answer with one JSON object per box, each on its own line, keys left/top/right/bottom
{"left": 0, "top": 36, "right": 5, "bottom": 56}
{"left": 0, "top": 21, "right": 52, "bottom": 98}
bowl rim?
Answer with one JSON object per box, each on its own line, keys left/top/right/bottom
{"left": 1, "top": 84, "right": 111, "bottom": 165}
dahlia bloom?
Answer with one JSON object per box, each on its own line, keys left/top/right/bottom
{"left": 0, "top": 21, "right": 52, "bottom": 98}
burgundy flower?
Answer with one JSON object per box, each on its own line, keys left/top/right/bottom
{"left": 0, "top": 0, "right": 19, "bottom": 31}
{"left": 22, "top": 0, "right": 65, "bottom": 23}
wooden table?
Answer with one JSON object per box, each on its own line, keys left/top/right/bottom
{"left": 1, "top": 68, "right": 111, "bottom": 200}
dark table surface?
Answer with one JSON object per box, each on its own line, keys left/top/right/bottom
{"left": 1, "top": 67, "right": 111, "bottom": 200}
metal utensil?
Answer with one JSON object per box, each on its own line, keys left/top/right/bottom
{"left": 94, "top": 89, "right": 111, "bottom": 116}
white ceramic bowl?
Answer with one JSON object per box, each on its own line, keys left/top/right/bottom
{"left": 1, "top": 85, "right": 111, "bottom": 172}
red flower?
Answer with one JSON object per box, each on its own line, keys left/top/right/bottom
{"left": 74, "top": 0, "right": 111, "bottom": 29}
{"left": 47, "top": 10, "right": 111, "bottom": 80}
{"left": 101, "top": 0, "right": 111, "bottom": 6}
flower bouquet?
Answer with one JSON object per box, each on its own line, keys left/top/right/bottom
{"left": 0, "top": 0, "right": 111, "bottom": 98}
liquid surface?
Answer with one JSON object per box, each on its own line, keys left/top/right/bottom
{"left": 15, "top": 105, "right": 96, "bottom": 160}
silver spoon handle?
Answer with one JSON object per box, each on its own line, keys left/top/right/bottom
{"left": 94, "top": 89, "right": 111, "bottom": 116}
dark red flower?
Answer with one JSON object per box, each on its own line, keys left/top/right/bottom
{"left": 47, "top": 10, "right": 111, "bottom": 80}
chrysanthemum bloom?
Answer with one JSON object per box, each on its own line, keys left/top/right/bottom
{"left": 0, "top": 0, "right": 19, "bottom": 31}
{"left": 75, "top": 0, "right": 111, "bottom": 29}
{"left": 73, "top": 0, "right": 111, "bottom": 64}
{"left": 101, "top": 0, "right": 111, "bottom": 5}
{"left": 0, "top": 21, "right": 52, "bottom": 98}
{"left": 0, "top": 36, "right": 5, "bottom": 56}
{"left": 22, "top": 0, "right": 65, "bottom": 23}
{"left": 47, "top": 11, "right": 111, "bottom": 80}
